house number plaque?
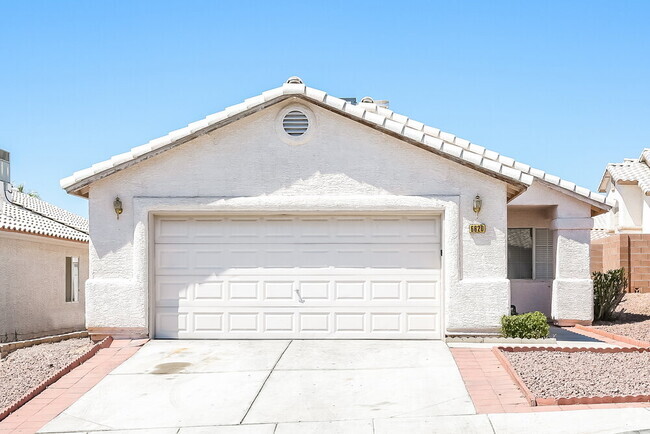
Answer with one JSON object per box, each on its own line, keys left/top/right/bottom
{"left": 469, "top": 223, "right": 486, "bottom": 234}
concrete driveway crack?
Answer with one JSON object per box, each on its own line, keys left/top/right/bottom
{"left": 240, "top": 339, "right": 293, "bottom": 424}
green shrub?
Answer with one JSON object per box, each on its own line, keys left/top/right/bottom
{"left": 500, "top": 311, "right": 550, "bottom": 339}
{"left": 593, "top": 268, "right": 627, "bottom": 321}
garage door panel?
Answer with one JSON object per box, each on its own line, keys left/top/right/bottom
{"left": 228, "top": 281, "right": 260, "bottom": 300}
{"left": 155, "top": 307, "right": 442, "bottom": 339}
{"left": 407, "top": 313, "right": 439, "bottom": 332}
{"left": 406, "top": 281, "right": 440, "bottom": 301}
{"left": 157, "top": 275, "right": 440, "bottom": 307}
{"left": 155, "top": 243, "right": 440, "bottom": 273}
{"left": 155, "top": 216, "right": 440, "bottom": 244}
{"left": 154, "top": 215, "right": 442, "bottom": 339}
{"left": 264, "top": 313, "right": 294, "bottom": 332}
{"left": 194, "top": 313, "right": 224, "bottom": 332}
{"left": 156, "top": 277, "right": 191, "bottom": 305}
{"left": 335, "top": 281, "right": 365, "bottom": 299}
{"left": 194, "top": 281, "right": 223, "bottom": 300}
{"left": 263, "top": 281, "right": 294, "bottom": 300}
{"left": 228, "top": 313, "right": 259, "bottom": 331}
{"left": 156, "top": 249, "right": 190, "bottom": 271}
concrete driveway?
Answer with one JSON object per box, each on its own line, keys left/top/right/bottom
{"left": 39, "top": 339, "right": 476, "bottom": 432}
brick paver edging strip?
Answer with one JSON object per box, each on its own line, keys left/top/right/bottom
{"left": 0, "top": 336, "right": 113, "bottom": 421}
{"left": 574, "top": 324, "right": 650, "bottom": 348}
{"left": 491, "top": 346, "right": 538, "bottom": 406}
{"left": 493, "top": 346, "right": 650, "bottom": 406}
{"left": 0, "top": 330, "right": 89, "bottom": 359}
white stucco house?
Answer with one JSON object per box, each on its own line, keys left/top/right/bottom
{"left": 0, "top": 150, "right": 89, "bottom": 342}
{"left": 595, "top": 149, "right": 650, "bottom": 236}
{"left": 61, "top": 77, "right": 609, "bottom": 340}
{"left": 590, "top": 149, "right": 650, "bottom": 293}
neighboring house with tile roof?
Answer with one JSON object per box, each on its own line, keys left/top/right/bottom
{"left": 597, "top": 150, "right": 650, "bottom": 234}
{"left": 0, "top": 151, "right": 89, "bottom": 342}
{"left": 591, "top": 149, "right": 650, "bottom": 292}
{"left": 62, "top": 77, "right": 609, "bottom": 340}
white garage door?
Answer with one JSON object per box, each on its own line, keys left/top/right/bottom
{"left": 154, "top": 214, "right": 442, "bottom": 339}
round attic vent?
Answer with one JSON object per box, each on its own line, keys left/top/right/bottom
{"left": 282, "top": 110, "right": 309, "bottom": 136}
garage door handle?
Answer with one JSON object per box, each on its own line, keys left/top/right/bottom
{"left": 295, "top": 289, "right": 305, "bottom": 303}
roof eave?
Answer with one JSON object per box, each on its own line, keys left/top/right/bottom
{"left": 305, "top": 97, "right": 529, "bottom": 201}
{"left": 64, "top": 93, "right": 529, "bottom": 200}
{"left": 63, "top": 94, "right": 297, "bottom": 197}
{"left": 0, "top": 226, "right": 89, "bottom": 243}
{"left": 597, "top": 169, "right": 611, "bottom": 193}
{"left": 536, "top": 179, "right": 611, "bottom": 216}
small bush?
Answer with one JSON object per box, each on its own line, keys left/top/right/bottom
{"left": 501, "top": 311, "right": 550, "bottom": 339}
{"left": 593, "top": 268, "right": 627, "bottom": 321}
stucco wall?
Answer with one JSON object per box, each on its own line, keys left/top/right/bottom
{"left": 599, "top": 181, "right": 649, "bottom": 234}
{"left": 0, "top": 231, "right": 88, "bottom": 342}
{"left": 617, "top": 184, "right": 643, "bottom": 231}
{"left": 85, "top": 99, "right": 512, "bottom": 335}
{"left": 510, "top": 182, "right": 594, "bottom": 323}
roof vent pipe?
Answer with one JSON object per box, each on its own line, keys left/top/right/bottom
{"left": 0, "top": 149, "right": 10, "bottom": 203}
{"left": 286, "top": 76, "right": 303, "bottom": 84}
{"left": 359, "top": 97, "right": 390, "bottom": 110}
{"left": 0, "top": 150, "right": 9, "bottom": 184}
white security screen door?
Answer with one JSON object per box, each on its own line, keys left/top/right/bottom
{"left": 154, "top": 214, "right": 442, "bottom": 339}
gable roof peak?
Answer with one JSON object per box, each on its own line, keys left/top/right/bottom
{"left": 60, "top": 81, "right": 609, "bottom": 215}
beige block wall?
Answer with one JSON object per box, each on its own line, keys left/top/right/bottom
{"left": 0, "top": 230, "right": 88, "bottom": 342}
{"left": 591, "top": 233, "right": 650, "bottom": 293}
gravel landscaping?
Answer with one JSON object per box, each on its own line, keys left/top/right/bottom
{"left": 0, "top": 338, "right": 94, "bottom": 410}
{"left": 594, "top": 293, "right": 650, "bottom": 342}
{"left": 504, "top": 350, "right": 650, "bottom": 398}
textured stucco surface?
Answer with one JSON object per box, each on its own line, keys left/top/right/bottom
{"left": 84, "top": 98, "right": 594, "bottom": 334}
{"left": 511, "top": 182, "right": 594, "bottom": 322}
{"left": 0, "top": 231, "right": 88, "bottom": 341}
{"left": 551, "top": 278, "right": 594, "bottom": 320}
{"left": 599, "top": 178, "right": 650, "bottom": 233}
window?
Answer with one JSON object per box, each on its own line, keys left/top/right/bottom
{"left": 507, "top": 228, "right": 553, "bottom": 280}
{"left": 65, "top": 257, "right": 79, "bottom": 302}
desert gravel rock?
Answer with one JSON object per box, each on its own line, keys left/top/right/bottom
{"left": 0, "top": 338, "right": 94, "bottom": 410}
{"left": 504, "top": 350, "right": 650, "bottom": 398}
{"left": 595, "top": 293, "right": 650, "bottom": 342}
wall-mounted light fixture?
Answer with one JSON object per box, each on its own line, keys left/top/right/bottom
{"left": 113, "top": 197, "right": 123, "bottom": 220}
{"left": 472, "top": 195, "right": 482, "bottom": 219}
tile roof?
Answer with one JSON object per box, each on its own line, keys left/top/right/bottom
{"left": 0, "top": 189, "right": 89, "bottom": 242}
{"left": 590, "top": 228, "right": 611, "bottom": 241}
{"left": 599, "top": 149, "right": 650, "bottom": 195}
{"left": 61, "top": 78, "right": 610, "bottom": 213}
{"left": 590, "top": 213, "right": 612, "bottom": 241}
{"left": 604, "top": 162, "right": 650, "bottom": 194}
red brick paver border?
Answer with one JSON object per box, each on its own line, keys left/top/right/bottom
{"left": 569, "top": 325, "right": 641, "bottom": 347}
{"left": 0, "top": 339, "right": 147, "bottom": 434}
{"left": 575, "top": 324, "right": 650, "bottom": 348}
{"left": 451, "top": 348, "right": 530, "bottom": 413}
{"left": 451, "top": 347, "right": 650, "bottom": 414}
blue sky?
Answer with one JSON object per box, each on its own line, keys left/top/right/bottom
{"left": 1, "top": 1, "right": 648, "bottom": 217}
